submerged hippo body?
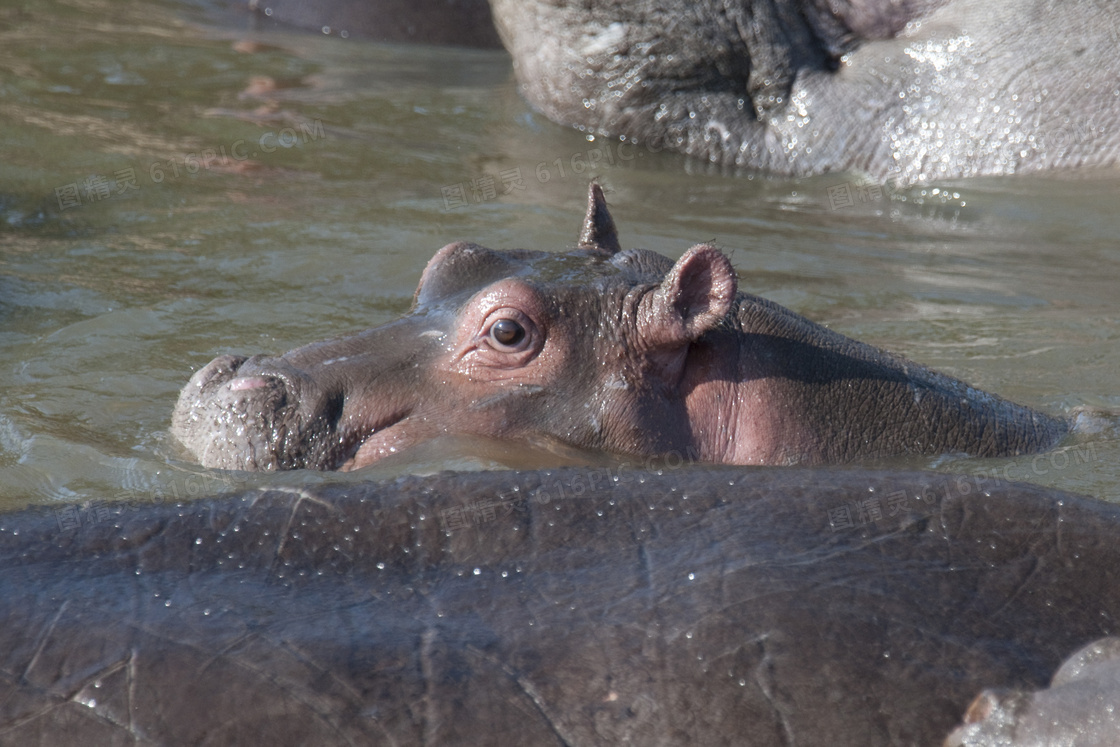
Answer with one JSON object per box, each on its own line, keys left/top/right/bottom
{"left": 947, "top": 637, "right": 1120, "bottom": 746}
{"left": 233, "top": 0, "right": 1120, "bottom": 181}
{"left": 1, "top": 468, "right": 1119, "bottom": 744}
{"left": 172, "top": 183, "right": 1064, "bottom": 472}
{"left": 490, "top": 0, "right": 1120, "bottom": 181}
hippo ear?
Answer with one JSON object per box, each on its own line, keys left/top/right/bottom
{"left": 577, "top": 182, "right": 621, "bottom": 255}
{"left": 414, "top": 242, "right": 516, "bottom": 308}
{"left": 642, "top": 245, "right": 737, "bottom": 347}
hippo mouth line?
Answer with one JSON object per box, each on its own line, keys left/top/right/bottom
{"left": 333, "top": 407, "right": 417, "bottom": 471}
{"left": 335, "top": 425, "right": 406, "bottom": 471}
{"left": 220, "top": 365, "right": 416, "bottom": 471}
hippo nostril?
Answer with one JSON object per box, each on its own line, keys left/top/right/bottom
{"left": 233, "top": 356, "right": 304, "bottom": 393}
{"left": 193, "top": 355, "right": 249, "bottom": 389}
{"left": 227, "top": 376, "right": 273, "bottom": 392}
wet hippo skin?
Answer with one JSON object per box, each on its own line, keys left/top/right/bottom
{"left": 171, "top": 183, "right": 1066, "bottom": 472}
{"left": 1, "top": 467, "right": 1118, "bottom": 744}
{"left": 946, "top": 637, "right": 1120, "bottom": 746}
{"left": 490, "top": 0, "right": 1120, "bottom": 181}
{"left": 230, "top": 0, "right": 1120, "bottom": 180}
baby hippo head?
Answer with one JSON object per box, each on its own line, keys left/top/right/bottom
{"left": 171, "top": 184, "right": 737, "bottom": 471}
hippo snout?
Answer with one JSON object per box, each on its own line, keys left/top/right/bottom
{"left": 183, "top": 354, "right": 302, "bottom": 415}
{"left": 172, "top": 354, "right": 347, "bottom": 471}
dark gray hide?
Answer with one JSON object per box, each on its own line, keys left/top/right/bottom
{"left": 1, "top": 467, "right": 1118, "bottom": 745}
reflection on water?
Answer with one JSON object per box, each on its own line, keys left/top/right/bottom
{"left": 1, "top": 0, "right": 1118, "bottom": 512}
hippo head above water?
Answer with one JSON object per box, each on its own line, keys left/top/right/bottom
{"left": 172, "top": 183, "right": 1066, "bottom": 471}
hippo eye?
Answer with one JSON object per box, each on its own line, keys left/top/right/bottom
{"left": 464, "top": 306, "right": 542, "bottom": 369}
{"left": 489, "top": 318, "right": 526, "bottom": 349}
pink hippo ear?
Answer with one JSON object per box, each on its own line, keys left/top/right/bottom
{"left": 641, "top": 244, "right": 737, "bottom": 349}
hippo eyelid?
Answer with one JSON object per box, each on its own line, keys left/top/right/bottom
{"left": 455, "top": 307, "right": 544, "bottom": 371}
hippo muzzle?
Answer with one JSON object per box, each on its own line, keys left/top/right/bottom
{"left": 172, "top": 314, "right": 445, "bottom": 471}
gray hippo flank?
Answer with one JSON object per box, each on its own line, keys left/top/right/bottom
{"left": 946, "top": 637, "right": 1120, "bottom": 746}
{"left": 490, "top": 0, "right": 1120, "bottom": 181}
{"left": 232, "top": 0, "right": 1120, "bottom": 182}
{"left": 1, "top": 467, "right": 1119, "bottom": 744}
{"left": 172, "top": 183, "right": 1065, "bottom": 472}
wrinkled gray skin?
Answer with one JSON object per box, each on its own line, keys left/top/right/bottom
{"left": 172, "top": 183, "right": 1065, "bottom": 472}
{"left": 2, "top": 468, "right": 1119, "bottom": 744}
{"left": 946, "top": 637, "right": 1120, "bottom": 746}
{"left": 490, "top": 0, "right": 1120, "bottom": 181}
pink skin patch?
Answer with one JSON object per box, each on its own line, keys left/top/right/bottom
{"left": 339, "top": 422, "right": 422, "bottom": 471}
{"left": 227, "top": 376, "right": 271, "bottom": 392}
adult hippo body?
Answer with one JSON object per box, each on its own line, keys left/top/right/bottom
{"left": 172, "top": 183, "right": 1065, "bottom": 472}
{"left": 947, "top": 637, "right": 1120, "bottom": 746}
{"left": 234, "top": 0, "right": 1120, "bottom": 181}
{"left": 491, "top": 0, "right": 1120, "bottom": 182}
{"left": 2, "top": 468, "right": 1119, "bottom": 745}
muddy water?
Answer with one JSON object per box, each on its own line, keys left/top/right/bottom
{"left": 1, "top": 0, "right": 1118, "bottom": 514}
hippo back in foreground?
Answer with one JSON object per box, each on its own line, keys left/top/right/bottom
{"left": 1, "top": 467, "right": 1118, "bottom": 744}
